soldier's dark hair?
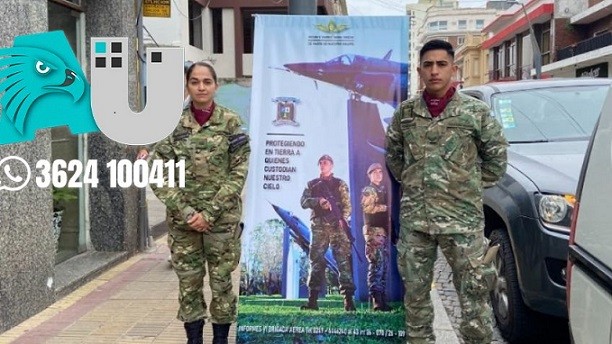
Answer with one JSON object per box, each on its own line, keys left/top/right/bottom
{"left": 420, "top": 39, "right": 454, "bottom": 60}
{"left": 185, "top": 61, "right": 218, "bottom": 84}
{"left": 184, "top": 61, "right": 193, "bottom": 75}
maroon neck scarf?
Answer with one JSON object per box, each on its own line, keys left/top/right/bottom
{"left": 191, "top": 102, "right": 215, "bottom": 126}
{"left": 423, "top": 87, "right": 456, "bottom": 118}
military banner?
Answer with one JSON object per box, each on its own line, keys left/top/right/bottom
{"left": 239, "top": 15, "right": 409, "bottom": 343}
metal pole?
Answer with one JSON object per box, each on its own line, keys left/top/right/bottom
{"left": 519, "top": 3, "right": 542, "bottom": 79}
{"left": 136, "top": 0, "right": 151, "bottom": 252}
{"left": 288, "top": 0, "right": 317, "bottom": 15}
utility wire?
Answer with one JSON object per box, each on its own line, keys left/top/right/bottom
{"left": 143, "top": 25, "right": 160, "bottom": 47}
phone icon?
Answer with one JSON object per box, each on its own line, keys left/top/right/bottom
{"left": 0, "top": 156, "right": 31, "bottom": 191}
{"left": 4, "top": 165, "right": 23, "bottom": 183}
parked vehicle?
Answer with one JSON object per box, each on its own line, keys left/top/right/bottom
{"left": 567, "top": 86, "right": 612, "bottom": 344}
{"left": 460, "top": 78, "right": 612, "bottom": 343}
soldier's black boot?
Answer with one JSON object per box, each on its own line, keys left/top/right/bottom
{"left": 372, "top": 292, "right": 391, "bottom": 312}
{"left": 300, "top": 290, "right": 319, "bottom": 310}
{"left": 184, "top": 319, "right": 204, "bottom": 344}
{"left": 344, "top": 293, "right": 356, "bottom": 311}
{"left": 212, "top": 323, "right": 230, "bottom": 344}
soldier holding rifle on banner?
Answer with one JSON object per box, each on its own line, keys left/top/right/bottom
{"left": 300, "top": 154, "right": 356, "bottom": 311}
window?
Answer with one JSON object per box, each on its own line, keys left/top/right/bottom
{"left": 457, "top": 36, "right": 465, "bottom": 46}
{"left": 243, "top": 8, "right": 286, "bottom": 54}
{"left": 541, "top": 24, "right": 551, "bottom": 65}
{"left": 504, "top": 41, "right": 511, "bottom": 77}
{"left": 50, "top": 0, "right": 82, "bottom": 10}
{"left": 48, "top": 0, "right": 84, "bottom": 263}
{"left": 211, "top": 8, "right": 223, "bottom": 53}
{"left": 473, "top": 57, "right": 480, "bottom": 77}
{"left": 428, "top": 21, "right": 448, "bottom": 31}
{"left": 458, "top": 20, "right": 467, "bottom": 30}
{"left": 508, "top": 40, "right": 516, "bottom": 77}
{"left": 188, "top": 1, "right": 203, "bottom": 49}
{"left": 494, "top": 47, "right": 503, "bottom": 79}
{"left": 476, "top": 19, "right": 485, "bottom": 29}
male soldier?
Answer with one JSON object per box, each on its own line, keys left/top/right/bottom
{"left": 361, "top": 162, "right": 391, "bottom": 312}
{"left": 385, "top": 39, "right": 508, "bottom": 343}
{"left": 300, "top": 154, "right": 356, "bottom": 311}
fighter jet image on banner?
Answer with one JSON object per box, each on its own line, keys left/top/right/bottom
{"left": 283, "top": 50, "right": 408, "bottom": 108}
{"left": 271, "top": 203, "right": 339, "bottom": 276}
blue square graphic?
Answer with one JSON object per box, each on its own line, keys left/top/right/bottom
{"left": 95, "top": 41, "right": 106, "bottom": 54}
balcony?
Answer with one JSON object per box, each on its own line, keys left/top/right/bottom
{"left": 488, "top": 65, "right": 533, "bottom": 82}
{"left": 556, "top": 32, "right": 612, "bottom": 61}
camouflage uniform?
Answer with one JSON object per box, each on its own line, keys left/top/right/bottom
{"left": 385, "top": 92, "right": 507, "bottom": 344}
{"left": 301, "top": 175, "right": 355, "bottom": 297}
{"left": 150, "top": 103, "right": 250, "bottom": 324}
{"left": 361, "top": 182, "right": 389, "bottom": 297}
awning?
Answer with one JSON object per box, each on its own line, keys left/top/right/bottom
{"left": 482, "top": 4, "right": 554, "bottom": 49}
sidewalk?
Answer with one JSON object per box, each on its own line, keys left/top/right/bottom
{"left": 0, "top": 189, "right": 459, "bottom": 344}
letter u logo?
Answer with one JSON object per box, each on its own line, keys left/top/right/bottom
{"left": 90, "top": 38, "right": 184, "bottom": 145}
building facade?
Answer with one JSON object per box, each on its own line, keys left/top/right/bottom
{"left": 482, "top": 0, "right": 556, "bottom": 81}
{"left": 144, "top": 0, "right": 347, "bottom": 78}
{"left": 414, "top": 2, "right": 498, "bottom": 92}
{"left": 455, "top": 33, "right": 490, "bottom": 87}
{"left": 482, "top": 0, "right": 610, "bottom": 81}
{"left": 543, "top": 0, "right": 611, "bottom": 77}
{"left": 407, "top": 0, "right": 435, "bottom": 97}
{"left": 0, "top": 0, "right": 143, "bottom": 333}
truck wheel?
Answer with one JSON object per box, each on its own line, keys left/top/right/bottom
{"left": 489, "top": 229, "right": 538, "bottom": 343}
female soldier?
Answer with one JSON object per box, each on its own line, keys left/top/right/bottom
{"left": 150, "top": 62, "right": 250, "bottom": 344}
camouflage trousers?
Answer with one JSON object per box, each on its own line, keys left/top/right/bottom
{"left": 363, "top": 226, "right": 388, "bottom": 294}
{"left": 396, "top": 230, "right": 493, "bottom": 344}
{"left": 308, "top": 223, "right": 355, "bottom": 295}
{"left": 168, "top": 223, "right": 242, "bottom": 324}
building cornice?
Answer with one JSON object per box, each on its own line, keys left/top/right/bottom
{"left": 482, "top": 3, "right": 554, "bottom": 49}
{"left": 571, "top": 0, "right": 612, "bottom": 24}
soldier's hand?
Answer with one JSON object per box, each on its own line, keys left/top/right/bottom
{"left": 187, "top": 213, "right": 211, "bottom": 233}
{"left": 136, "top": 148, "right": 149, "bottom": 160}
{"left": 319, "top": 198, "right": 331, "bottom": 210}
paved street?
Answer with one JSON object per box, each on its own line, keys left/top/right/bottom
{"left": 433, "top": 250, "right": 571, "bottom": 344}
{"left": 433, "top": 251, "right": 507, "bottom": 344}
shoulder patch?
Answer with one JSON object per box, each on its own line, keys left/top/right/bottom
{"left": 228, "top": 133, "right": 249, "bottom": 153}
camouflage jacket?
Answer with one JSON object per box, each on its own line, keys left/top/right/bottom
{"left": 301, "top": 175, "right": 351, "bottom": 225}
{"left": 385, "top": 91, "right": 508, "bottom": 234}
{"left": 361, "top": 183, "right": 389, "bottom": 229}
{"left": 150, "top": 103, "right": 250, "bottom": 231}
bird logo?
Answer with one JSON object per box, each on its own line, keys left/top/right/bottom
{"left": 315, "top": 20, "right": 349, "bottom": 33}
{"left": 0, "top": 31, "right": 98, "bottom": 145}
{"left": 0, "top": 46, "right": 85, "bottom": 134}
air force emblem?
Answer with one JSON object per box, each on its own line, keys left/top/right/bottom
{"left": 272, "top": 97, "right": 300, "bottom": 126}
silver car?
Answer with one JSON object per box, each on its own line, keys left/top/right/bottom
{"left": 567, "top": 86, "right": 612, "bottom": 344}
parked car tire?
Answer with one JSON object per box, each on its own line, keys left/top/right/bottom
{"left": 489, "top": 229, "right": 538, "bottom": 343}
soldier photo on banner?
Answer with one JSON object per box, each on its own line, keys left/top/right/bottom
{"left": 361, "top": 162, "right": 392, "bottom": 312}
